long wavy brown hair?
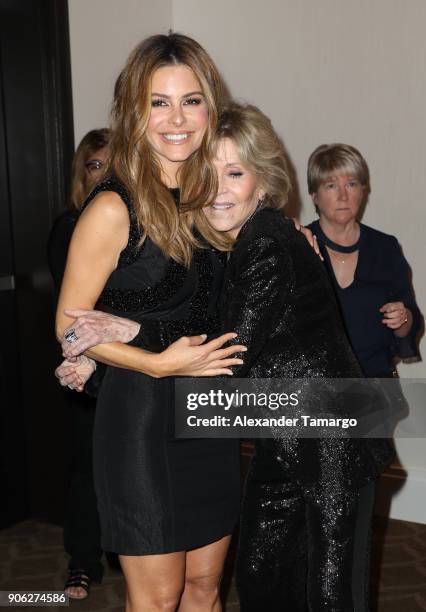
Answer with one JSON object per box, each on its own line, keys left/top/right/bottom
{"left": 70, "top": 128, "right": 110, "bottom": 211}
{"left": 108, "top": 33, "right": 229, "bottom": 265}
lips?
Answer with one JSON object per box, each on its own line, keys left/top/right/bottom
{"left": 211, "top": 202, "right": 234, "bottom": 210}
{"left": 161, "top": 132, "right": 191, "bottom": 143}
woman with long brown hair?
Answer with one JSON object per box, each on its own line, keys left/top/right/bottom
{"left": 55, "top": 34, "right": 245, "bottom": 611}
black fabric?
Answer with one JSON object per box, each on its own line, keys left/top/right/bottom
{"left": 90, "top": 180, "right": 240, "bottom": 555}
{"left": 308, "top": 220, "right": 421, "bottom": 377}
{"left": 236, "top": 473, "right": 376, "bottom": 612}
{"left": 47, "top": 210, "right": 104, "bottom": 581}
{"left": 220, "top": 208, "right": 394, "bottom": 489}
{"left": 63, "top": 395, "right": 103, "bottom": 582}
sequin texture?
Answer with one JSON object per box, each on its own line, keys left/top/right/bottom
{"left": 219, "top": 208, "right": 394, "bottom": 609}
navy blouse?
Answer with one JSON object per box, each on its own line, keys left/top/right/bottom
{"left": 308, "top": 220, "right": 421, "bottom": 377}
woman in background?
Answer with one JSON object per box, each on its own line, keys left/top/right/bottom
{"left": 48, "top": 128, "right": 111, "bottom": 599}
{"left": 306, "top": 143, "right": 421, "bottom": 379}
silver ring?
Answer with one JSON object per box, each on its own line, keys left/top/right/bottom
{"left": 64, "top": 329, "right": 78, "bottom": 344}
{"left": 68, "top": 384, "right": 75, "bottom": 390}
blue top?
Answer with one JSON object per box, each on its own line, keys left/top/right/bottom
{"left": 308, "top": 220, "right": 422, "bottom": 377}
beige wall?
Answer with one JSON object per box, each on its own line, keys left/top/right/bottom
{"left": 68, "top": 0, "right": 172, "bottom": 145}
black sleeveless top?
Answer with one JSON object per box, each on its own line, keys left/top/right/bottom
{"left": 84, "top": 178, "right": 225, "bottom": 351}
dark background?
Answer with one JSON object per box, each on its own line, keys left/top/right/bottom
{"left": 0, "top": 0, "right": 74, "bottom": 527}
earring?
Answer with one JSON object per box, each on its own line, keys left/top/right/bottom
{"left": 258, "top": 195, "right": 267, "bottom": 208}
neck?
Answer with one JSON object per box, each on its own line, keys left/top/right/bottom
{"left": 159, "top": 161, "right": 181, "bottom": 189}
{"left": 318, "top": 217, "right": 359, "bottom": 246}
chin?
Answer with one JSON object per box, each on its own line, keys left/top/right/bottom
{"left": 205, "top": 218, "right": 231, "bottom": 233}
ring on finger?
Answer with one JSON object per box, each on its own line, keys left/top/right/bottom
{"left": 64, "top": 329, "right": 78, "bottom": 344}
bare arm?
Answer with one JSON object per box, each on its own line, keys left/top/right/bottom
{"left": 55, "top": 191, "right": 161, "bottom": 373}
{"left": 56, "top": 191, "right": 245, "bottom": 378}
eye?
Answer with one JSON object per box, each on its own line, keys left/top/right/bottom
{"left": 324, "top": 182, "right": 336, "bottom": 190}
{"left": 184, "top": 97, "right": 203, "bottom": 105}
{"left": 347, "top": 180, "right": 360, "bottom": 188}
{"left": 85, "top": 160, "right": 104, "bottom": 172}
{"left": 151, "top": 99, "right": 168, "bottom": 107}
{"left": 229, "top": 172, "right": 243, "bottom": 179}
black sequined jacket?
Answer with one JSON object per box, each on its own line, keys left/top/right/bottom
{"left": 220, "top": 207, "right": 394, "bottom": 490}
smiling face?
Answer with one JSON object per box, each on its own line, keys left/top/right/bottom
{"left": 203, "top": 138, "right": 265, "bottom": 239}
{"left": 312, "top": 174, "right": 365, "bottom": 225}
{"left": 145, "top": 64, "right": 209, "bottom": 183}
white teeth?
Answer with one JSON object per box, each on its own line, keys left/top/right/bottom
{"left": 163, "top": 133, "right": 189, "bottom": 141}
{"left": 212, "top": 203, "right": 233, "bottom": 210}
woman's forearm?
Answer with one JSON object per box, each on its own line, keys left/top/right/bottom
{"left": 84, "top": 341, "right": 164, "bottom": 378}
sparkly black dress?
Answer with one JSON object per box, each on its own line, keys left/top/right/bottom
{"left": 88, "top": 179, "right": 240, "bottom": 555}
{"left": 220, "top": 208, "right": 394, "bottom": 611}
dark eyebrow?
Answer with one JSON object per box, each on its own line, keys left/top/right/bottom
{"left": 151, "top": 91, "right": 204, "bottom": 99}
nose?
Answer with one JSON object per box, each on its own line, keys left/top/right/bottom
{"left": 337, "top": 183, "right": 348, "bottom": 200}
{"left": 216, "top": 172, "right": 227, "bottom": 197}
{"left": 169, "top": 104, "right": 185, "bottom": 127}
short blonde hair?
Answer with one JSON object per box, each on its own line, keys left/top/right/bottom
{"left": 193, "top": 102, "right": 292, "bottom": 250}
{"left": 215, "top": 102, "right": 291, "bottom": 209}
{"left": 307, "top": 143, "right": 369, "bottom": 194}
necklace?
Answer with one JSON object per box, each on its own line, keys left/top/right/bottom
{"left": 315, "top": 223, "right": 361, "bottom": 263}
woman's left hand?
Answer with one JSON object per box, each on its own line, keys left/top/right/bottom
{"left": 379, "top": 301, "right": 409, "bottom": 330}
{"left": 55, "top": 355, "right": 97, "bottom": 391}
{"left": 292, "top": 219, "right": 324, "bottom": 260}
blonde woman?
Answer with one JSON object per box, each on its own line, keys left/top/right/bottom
{"left": 55, "top": 35, "right": 245, "bottom": 611}
{"left": 306, "top": 143, "right": 420, "bottom": 379}
{"left": 201, "top": 104, "right": 393, "bottom": 611}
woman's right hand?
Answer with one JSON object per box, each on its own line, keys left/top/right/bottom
{"left": 154, "top": 332, "right": 247, "bottom": 377}
{"left": 62, "top": 309, "right": 141, "bottom": 358}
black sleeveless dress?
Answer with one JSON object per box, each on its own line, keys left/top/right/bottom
{"left": 88, "top": 179, "right": 240, "bottom": 555}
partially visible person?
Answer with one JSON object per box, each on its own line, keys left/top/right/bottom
{"left": 47, "top": 128, "right": 113, "bottom": 600}
{"left": 307, "top": 143, "right": 421, "bottom": 378}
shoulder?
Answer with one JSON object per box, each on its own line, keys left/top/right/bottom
{"left": 361, "top": 223, "right": 399, "bottom": 248}
{"left": 83, "top": 177, "right": 135, "bottom": 220}
{"left": 238, "top": 208, "right": 295, "bottom": 243}
{"left": 360, "top": 224, "right": 402, "bottom": 262}
{"left": 82, "top": 190, "right": 129, "bottom": 223}
{"left": 79, "top": 178, "right": 132, "bottom": 236}
{"left": 71, "top": 189, "right": 130, "bottom": 257}
{"left": 232, "top": 209, "right": 295, "bottom": 275}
